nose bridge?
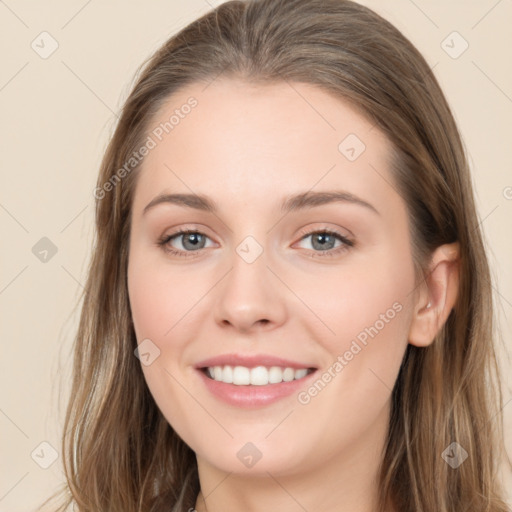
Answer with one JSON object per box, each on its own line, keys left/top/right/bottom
{"left": 213, "top": 232, "right": 286, "bottom": 331}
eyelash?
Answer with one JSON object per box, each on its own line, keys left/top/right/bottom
{"left": 157, "top": 227, "right": 354, "bottom": 259}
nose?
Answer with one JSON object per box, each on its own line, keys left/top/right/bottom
{"left": 213, "top": 244, "right": 287, "bottom": 334}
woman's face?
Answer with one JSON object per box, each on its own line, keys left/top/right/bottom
{"left": 127, "top": 78, "right": 418, "bottom": 478}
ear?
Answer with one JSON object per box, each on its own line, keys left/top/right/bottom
{"left": 408, "top": 242, "right": 460, "bottom": 347}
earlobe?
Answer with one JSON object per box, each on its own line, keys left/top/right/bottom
{"left": 408, "top": 242, "right": 460, "bottom": 347}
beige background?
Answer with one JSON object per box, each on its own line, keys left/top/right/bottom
{"left": 0, "top": 1, "right": 511, "bottom": 510}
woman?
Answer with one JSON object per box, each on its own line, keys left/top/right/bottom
{"left": 40, "top": 0, "right": 511, "bottom": 511}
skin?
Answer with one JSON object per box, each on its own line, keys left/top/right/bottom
{"left": 127, "top": 78, "right": 459, "bottom": 512}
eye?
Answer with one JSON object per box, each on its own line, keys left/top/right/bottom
{"left": 157, "top": 227, "right": 354, "bottom": 259}
{"left": 157, "top": 229, "right": 215, "bottom": 258}
{"left": 294, "top": 228, "right": 354, "bottom": 258}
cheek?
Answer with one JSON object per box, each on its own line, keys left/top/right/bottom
{"left": 299, "top": 249, "right": 414, "bottom": 347}
{"left": 127, "top": 250, "right": 205, "bottom": 347}
{"left": 303, "top": 244, "right": 415, "bottom": 397}
{"left": 128, "top": 272, "right": 173, "bottom": 341}
{"left": 285, "top": 260, "right": 415, "bottom": 460}
{"left": 127, "top": 253, "right": 206, "bottom": 439}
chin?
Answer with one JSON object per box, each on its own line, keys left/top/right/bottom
{"left": 192, "top": 436, "right": 311, "bottom": 477}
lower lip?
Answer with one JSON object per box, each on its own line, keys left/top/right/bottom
{"left": 196, "top": 369, "right": 317, "bottom": 408}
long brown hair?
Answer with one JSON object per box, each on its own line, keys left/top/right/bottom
{"left": 39, "top": 1, "right": 511, "bottom": 510}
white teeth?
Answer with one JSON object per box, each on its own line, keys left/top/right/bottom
{"left": 294, "top": 368, "right": 308, "bottom": 379}
{"left": 233, "top": 366, "right": 250, "bottom": 385}
{"left": 223, "top": 365, "right": 233, "bottom": 383}
{"left": 282, "top": 367, "right": 295, "bottom": 382}
{"left": 213, "top": 366, "right": 223, "bottom": 381}
{"left": 268, "top": 366, "right": 283, "bottom": 384}
{"left": 205, "top": 365, "right": 312, "bottom": 385}
{"left": 250, "top": 366, "right": 268, "bottom": 386}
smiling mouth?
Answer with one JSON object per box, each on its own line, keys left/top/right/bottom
{"left": 201, "top": 365, "right": 316, "bottom": 386}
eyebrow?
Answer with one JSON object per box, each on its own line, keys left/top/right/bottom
{"left": 142, "top": 190, "right": 380, "bottom": 216}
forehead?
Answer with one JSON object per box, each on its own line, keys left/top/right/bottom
{"left": 132, "top": 78, "right": 397, "bottom": 213}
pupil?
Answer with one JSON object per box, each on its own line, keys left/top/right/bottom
{"left": 185, "top": 233, "right": 202, "bottom": 248}
{"left": 314, "top": 233, "right": 333, "bottom": 250}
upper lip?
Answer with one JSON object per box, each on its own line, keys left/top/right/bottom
{"left": 195, "top": 353, "right": 317, "bottom": 370}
